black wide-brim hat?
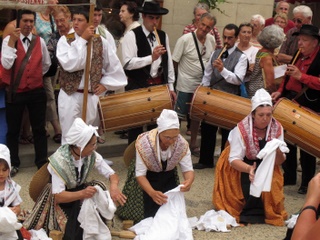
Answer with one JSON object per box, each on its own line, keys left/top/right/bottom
{"left": 137, "top": 1, "right": 169, "bottom": 15}
{"left": 292, "top": 24, "right": 320, "bottom": 41}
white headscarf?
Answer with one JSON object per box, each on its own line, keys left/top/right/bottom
{"left": 0, "top": 144, "right": 11, "bottom": 171}
{"left": 65, "top": 118, "right": 99, "bottom": 153}
{"left": 157, "top": 109, "right": 180, "bottom": 133}
{"left": 251, "top": 88, "right": 273, "bottom": 112}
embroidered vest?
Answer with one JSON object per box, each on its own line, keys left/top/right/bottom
{"left": 209, "top": 47, "right": 243, "bottom": 95}
{"left": 125, "top": 26, "right": 168, "bottom": 90}
{"left": 59, "top": 33, "right": 103, "bottom": 95}
{"left": 2, "top": 35, "right": 43, "bottom": 92}
{"left": 135, "top": 129, "right": 189, "bottom": 172}
{"left": 238, "top": 116, "right": 282, "bottom": 160}
{"left": 48, "top": 145, "right": 96, "bottom": 189}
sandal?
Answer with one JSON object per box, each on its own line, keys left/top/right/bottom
{"left": 19, "top": 135, "right": 33, "bottom": 144}
{"left": 190, "top": 146, "right": 200, "bottom": 157}
{"left": 53, "top": 133, "right": 62, "bottom": 144}
{"left": 97, "top": 137, "right": 106, "bottom": 144}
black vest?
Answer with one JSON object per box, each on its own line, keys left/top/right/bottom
{"left": 125, "top": 26, "right": 168, "bottom": 90}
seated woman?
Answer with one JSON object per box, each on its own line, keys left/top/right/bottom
{"left": 213, "top": 88, "right": 288, "bottom": 226}
{"left": 117, "top": 109, "right": 194, "bottom": 222}
{"left": 24, "top": 118, "right": 126, "bottom": 239}
{"left": 246, "top": 25, "right": 285, "bottom": 98}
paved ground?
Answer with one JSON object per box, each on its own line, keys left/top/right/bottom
{"left": 14, "top": 122, "right": 309, "bottom": 240}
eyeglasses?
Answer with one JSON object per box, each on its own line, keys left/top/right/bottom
{"left": 292, "top": 18, "right": 303, "bottom": 24}
{"left": 279, "top": 7, "right": 288, "bottom": 10}
{"left": 201, "top": 46, "right": 206, "bottom": 56}
{"left": 163, "top": 135, "right": 178, "bottom": 141}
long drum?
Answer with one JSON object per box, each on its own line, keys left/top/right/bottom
{"left": 190, "top": 86, "right": 251, "bottom": 130}
{"left": 273, "top": 98, "right": 320, "bottom": 157}
{"left": 98, "top": 85, "right": 173, "bottom": 131}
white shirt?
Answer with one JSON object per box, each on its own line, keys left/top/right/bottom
{"left": 121, "top": 24, "right": 175, "bottom": 91}
{"left": 95, "top": 25, "right": 116, "bottom": 53}
{"left": 1, "top": 33, "right": 51, "bottom": 75}
{"left": 135, "top": 134, "right": 193, "bottom": 177}
{"left": 201, "top": 45, "right": 248, "bottom": 87}
{"left": 48, "top": 151, "right": 115, "bottom": 194}
{"left": 56, "top": 28, "right": 127, "bottom": 91}
{"left": 173, "top": 31, "right": 216, "bottom": 93}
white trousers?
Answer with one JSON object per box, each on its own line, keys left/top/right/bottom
{"left": 58, "top": 89, "right": 99, "bottom": 145}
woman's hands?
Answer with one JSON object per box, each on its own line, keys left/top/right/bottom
{"left": 248, "top": 162, "right": 256, "bottom": 182}
{"left": 150, "top": 190, "right": 168, "bottom": 206}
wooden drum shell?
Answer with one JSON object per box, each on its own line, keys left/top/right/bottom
{"left": 190, "top": 86, "right": 251, "bottom": 130}
{"left": 273, "top": 98, "right": 320, "bottom": 157}
{"left": 98, "top": 85, "right": 173, "bottom": 131}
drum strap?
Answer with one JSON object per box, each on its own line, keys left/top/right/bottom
{"left": 192, "top": 32, "right": 205, "bottom": 73}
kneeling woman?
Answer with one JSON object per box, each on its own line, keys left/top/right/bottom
{"left": 213, "top": 89, "right": 287, "bottom": 226}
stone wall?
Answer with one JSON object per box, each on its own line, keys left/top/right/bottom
{"left": 161, "top": 0, "right": 274, "bottom": 50}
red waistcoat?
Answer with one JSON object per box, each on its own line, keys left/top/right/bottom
{"left": 2, "top": 36, "right": 43, "bottom": 92}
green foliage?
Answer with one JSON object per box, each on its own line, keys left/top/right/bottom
{"left": 198, "top": 0, "right": 228, "bottom": 15}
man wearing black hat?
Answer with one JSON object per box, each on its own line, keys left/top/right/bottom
{"left": 272, "top": 24, "right": 320, "bottom": 194}
{"left": 121, "top": 1, "right": 176, "bottom": 144}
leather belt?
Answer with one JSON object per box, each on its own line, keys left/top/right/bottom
{"left": 76, "top": 89, "right": 94, "bottom": 94}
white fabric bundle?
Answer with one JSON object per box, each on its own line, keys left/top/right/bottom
{"left": 191, "top": 209, "right": 239, "bottom": 232}
{"left": 130, "top": 185, "right": 193, "bottom": 240}
{"left": 29, "top": 228, "right": 52, "bottom": 240}
{"left": 78, "top": 185, "right": 116, "bottom": 240}
{"left": 0, "top": 207, "right": 22, "bottom": 240}
{"left": 250, "top": 138, "right": 289, "bottom": 197}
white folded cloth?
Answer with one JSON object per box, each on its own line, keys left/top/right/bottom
{"left": 130, "top": 185, "right": 193, "bottom": 240}
{"left": 191, "top": 209, "right": 239, "bottom": 232}
{"left": 250, "top": 138, "right": 289, "bottom": 197}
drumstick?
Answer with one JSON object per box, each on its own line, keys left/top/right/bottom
{"left": 291, "top": 48, "right": 301, "bottom": 65}
{"left": 217, "top": 44, "right": 227, "bottom": 59}
{"left": 154, "top": 26, "right": 161, "bottom": 45}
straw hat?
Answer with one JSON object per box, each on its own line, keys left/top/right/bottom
{"left": 29, "top": 162, "right": 51, "bottom": 202}
{"left": 123, "top": 141, "right": 136, "bottom": 167}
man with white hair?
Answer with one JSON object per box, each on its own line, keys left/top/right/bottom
{"left": 277, "top": 5, "right": 313, "bottom": 64}
{"left": 250, "top": 14, "right": 265, "bottom": 48}
{"left": 264, "top": 1, "right": 295, "bottom": 33}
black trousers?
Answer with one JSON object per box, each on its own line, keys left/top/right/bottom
{"left": 198, "top": 122, "right": 229, "bottom": 167}
{"left": 282, "top": 143, "right": 316, "bottom": 187}
{"left": 128, "top": 124, "right": 157, "bottom": 145}
{"left": 6, "top": 88, "right": 47, "bottom": 168}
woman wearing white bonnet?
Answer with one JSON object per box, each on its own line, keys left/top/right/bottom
{"left": 119, "top": 109, "right": 194, "bottom": 221}
{"left": 44, "top": 118, "right": 126, "bottom": 239}
{"left": 213, "top": 89, "right": 288, "bottom": 226}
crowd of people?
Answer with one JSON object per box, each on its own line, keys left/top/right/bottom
{"left": 0, "top": 0, "right": 320, "bottom": 239}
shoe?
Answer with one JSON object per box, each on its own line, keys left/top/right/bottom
{"left": 10, "top": 166, "right": 19, "bottom": 177}
{"left": 104, "top": 159, "right": 113, "bottom": 166}
{"left": 193, "top": 163, "right": 213, "bottom": 169}
{"left": 298, "top": 186, "right": 307, "bottom": 194}
{"left": 120, "top": 133, "right": 128, "bottom": 139}
{"left": 114, "top": 130, "right": 126, "bottom": 135}
{"left": 53, "top": 133, "right": 62, "bottom": 144}
{"left": 190, "top": 146, "right": 200, "bottom": 157}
